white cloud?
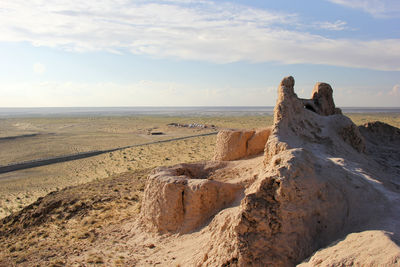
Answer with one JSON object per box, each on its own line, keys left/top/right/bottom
{"left": 0, "top": 1, "right": 399, "bottom": 70}
{"left": 333, "top": 85, "right": 400, "bottom": 107}
{"left": 33, "top": 62, "right": 46, "bottom": 74}
{"left": 313, "top": 20, "right": 348, "bottom": 31}
{"left": 389, "top": 84, "right": 400, "bottom": 96}
{"left": 327, "top": 0, "right": 400, "bottom": 18}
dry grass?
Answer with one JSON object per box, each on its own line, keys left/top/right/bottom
{"left": 346, "top": 113, "right": 400, "bottom": 128}
{"left": 0, "top": 169, "right": 148, "bottom": 266}
{"left": 0, "top": 116, "right": 217, "bottom": 165}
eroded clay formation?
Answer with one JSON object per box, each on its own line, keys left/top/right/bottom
{"left": 213, "top": 127, "right": 271, "bottom": 161}
{"left": 140, "top": 162, "right": 243, "bottom": 234}
{"left": 139, "top": 76, "right": 400, "bottom": 266}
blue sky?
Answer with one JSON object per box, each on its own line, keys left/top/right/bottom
{"left": 0, "top": 0, "right": 399, "bottom": 107}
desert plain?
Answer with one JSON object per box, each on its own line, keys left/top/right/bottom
{"left": 0, "top": 115, "right": 276, "bottom": 219}
{"left": 0, "top": 111, "right": 399, "bottom": 265}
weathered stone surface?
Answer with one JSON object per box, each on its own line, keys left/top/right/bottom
{"left": 311, "top": 82, "right": 342, "bottom": 116}
{"left": 205, "top": 77, "right": 392, "bottom": 266}
{"left": 213, "top": 130, "right": 255, "bottom": 161}
{"left": 233, "top": 76, "right": 383, "bottom": 266}
{"left": 266, "top": 76, "right": 365, "bottom": 163}
{"left": 359, "top": 121, "right": 400, "bottom": 174}
{"left": 140, "top": 162, "right": 243, "bottom": 234}
{"left": 301, "top": 82, "right": 341, "bottom": 116}
{"left": 213, "top": 127, "right": 271, "bottom": 161}
{"left": 247, "top": 127, "right": 271, "bottom": 156}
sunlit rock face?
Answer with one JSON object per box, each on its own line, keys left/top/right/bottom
{"left": 234, "top": 76, "right": 383, "bottom": 266}
{"left": 213, "top": 127, "right": 272, "bottom": 161}
{"left": 140, "top": 76, "right": 399, "bottom": 267}
{"left": 140, "top": 162, "right": 243, "bottom": 234}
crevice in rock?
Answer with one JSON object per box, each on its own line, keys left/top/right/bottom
{"left": 304, "top": 103, "right": 317, "bottom": 113}
{"left": 181, "top": 190, "right": 185, "bottom": 215}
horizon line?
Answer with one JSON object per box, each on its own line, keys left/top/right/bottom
{"left": 0, "top": 106, "right": 400, "bottom": 109}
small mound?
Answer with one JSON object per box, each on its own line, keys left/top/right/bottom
{"left": 299, "top": 231, "right": 400, "bottom": 266}
{"left": 359, "top": 121, "right": 400, "bottom": 147}
{"left": 359, "top": 121, "right": 400, "bottom": 175}
{"left": 1, "top": 170, "right": 147, "bottom": 237}
{"left": 0, "top": 169, "right": 148, "bottom": 266}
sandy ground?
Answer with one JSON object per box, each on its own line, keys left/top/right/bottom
{"left": 0, "top": 115, "right": 274, "bottom": 219}
{"left": 0, "top": 135, "right": 217, "bottom": 219}
{"left": 0, "top": 116, "right": 218, "bottom": 165}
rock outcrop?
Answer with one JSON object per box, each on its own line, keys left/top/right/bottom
{"left": 213, "top": 128, "right": 271, "bottom": 161}
{"left": 359, "top": 121, "right": 400, "bottom": 169}
{"left": 139, "top": 76, "right": 400, "bottom": 266}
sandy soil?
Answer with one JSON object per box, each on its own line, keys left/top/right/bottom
{"left": 0, "top": 115, "right": 275, "bottom": 219}
{"left": 0, "top": 116, "right": 218, "bottom": 165}
{"left": 0, "top": 135, "right": 217, "bottom": 219}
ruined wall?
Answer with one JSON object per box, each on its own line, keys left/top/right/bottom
{"left": 213, "top": 127, "right": 272, "bottom": 161}
{"left": 140, "top": 76, "right": 394, "bottom": 266}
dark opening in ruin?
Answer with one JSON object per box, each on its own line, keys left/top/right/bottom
{"left": 181, "top": 190, "right": 185, "bottom": 214}
{"left": 304, "top": 104, "right": 316, "bottom": 113}
{"left": 175, "top": 167, "right": 194, "bottom": 178}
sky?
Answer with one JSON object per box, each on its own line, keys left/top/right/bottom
{"left": 0, "top": 0, "right": 399, "bottom": 107}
